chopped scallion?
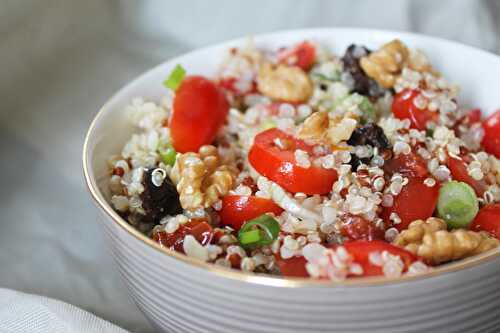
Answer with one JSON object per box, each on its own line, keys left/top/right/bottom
{"left": 238, "top": 214, "right": 280, "bottom": 249}
{"left": 158, "top": 140, "right": 177, "bottom": 166}
{"left": 437, "top": 181, "right": 479, "bottom": 228}
{"left": 164, "top": 64, "right": 186, "bottom": 91}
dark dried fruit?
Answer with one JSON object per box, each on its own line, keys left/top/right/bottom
{"left": 140, "top": 168, "right": 182, "bottom": 224}
{"left": 347, "top": 123, "right": 391, "bottom": 149}
{"left": 349, "top": 154, "right": 368, "bottom": 171}
{"left": 347, "top": 123, "right": 391, "bottom": 170}
{"left": 341, "top": 44, "right": 385, "bottom": 98}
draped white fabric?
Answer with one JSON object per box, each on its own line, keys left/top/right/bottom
{"left": 0, "top": 1, "right": 498, "bottom": 332}
{"left": 0, "top": 289, "right": 127, "bottom": 333}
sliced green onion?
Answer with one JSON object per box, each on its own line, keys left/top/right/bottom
{"left": 238, "top": 214, "right": 280, "bottom": 249}
{"left": 359, "top": 96, "right": 376, "bottom": 124}
{"left": 437, "top": 181, "right": 479, "bottom": 229}
{"left": 158, "top": 140, "right": 177, "bottom": 166}
{"left": 163, "top": 64, "right": 186, "bottom": 91}
{"left": 239, "top": 229, "right": 262, "bottom": 246}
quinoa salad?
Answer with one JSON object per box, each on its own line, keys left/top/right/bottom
{"left": 108, "top": 39, "right": 500, "bottom": 281}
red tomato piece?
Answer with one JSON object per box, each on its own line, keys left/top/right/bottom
{"left": 219, "top": 195, "right": 284, "bottom": 231}
{"left": 482, "top": 110, "right": 500, "bottom": 158}
{"left": 341, "top": 241, "right": 418, "bottom": 276}
{"left": 470, "top": 204, "right": 500, "bottom": 239}
{"left": 248, "top": 128, "right": 338, "bottom": 195}
{"left": 152, "top": 219, "right": 213, "bottom": 253}
{"left": 340, "top": 214, "right": 385, "bottom": 241}
{"left": 392, "top": 89, "right": 438, "bottom": 130}
{"left": 170, "top": 76, "right": 229, "bottom": 153}
{"left": 447, "top": 154, "right": 486, "bottom": 197}
{"left": 275, "top": 254, "right": 309, "bottom": 278}
{"left": 383, "top": 152, "right": 429, "bottom": 178}
{"left": 381, "top": 177, "right": 440, "bottom": 231}
{"left": 278, "top": 41, "right": 316, "bottom": 71}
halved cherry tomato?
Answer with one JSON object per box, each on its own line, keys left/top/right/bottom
{"left": 392, "top": 89, "right": 438, "bottom": 130}
{"left": 342, "top": 241, "right": 418, "bottom": 276}
{"left": 219, "top": 195, "right": 284, "bottom": 231}
{"left": 275, "top": 255, "right": 309, "bottom": 278}
{"left": 470, "top": 204, "right": 500, "bottom": 239}
{"left": 278, "top": 41, "right": 316, "bottom": 71}
{"left": 447, "top": 154, "right": 486, "bottom": 197}
{"left": 170, "top": 76, "right": 229, "bottom": 153}
{"left": 383, "top": 152, "right": 429, "bottom": 179}
{"left": 381, "top": 177, "right": 440, "bottom": 231}
{"left": 340, "top": 214, "right": 385, "bottom": 241}
{"left": 248, "top": 128, "right": 338, "bottom": 194}
{"left": 152, "top": 219, "right": 213, "bottom": 253}
{"left": 482, "top": 110, "right": 500, "bottom": 158}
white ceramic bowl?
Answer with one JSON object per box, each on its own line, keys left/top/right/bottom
{"left": 83, "top": 28, "right": 500, "bottom": 333}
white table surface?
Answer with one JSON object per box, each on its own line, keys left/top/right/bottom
{"left": 1, "top": 0, "right": 499, "bottom": 332}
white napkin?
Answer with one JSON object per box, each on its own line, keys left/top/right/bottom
{"left": 0, "top": 289, "right": 129, "bottom": 333}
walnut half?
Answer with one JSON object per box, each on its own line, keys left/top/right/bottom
{"left": 298, "top": 111, "right": 357, "bottom": 145}
{"left": 393, "top": 217, "right": 500, "bottom": 265}
{"left": 257, "top": 62, "right": 313, "bottom": 103}
{"left": 170, "top": 145, "right": 238, "bottom": 210}
{"left": 360, "top": 39, "right": 437, "bottom": 89}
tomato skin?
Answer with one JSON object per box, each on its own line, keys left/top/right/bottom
{"left": 170, "top": 76, "right": 229, "bottom": 153}
{"left": 248, "top": 128, "right": 338, "bottom": 195}
{"left": 470, "top": 204, "right": 500, "bottom": 239}
{"left": 275, "top": 255, "right": 309, "bottom": 277}
{"left": 220, "top": 195, "right": 284, "bottom": 231}
{"left": 152, "top": 219, "right": 213, "bottom": 253}
{"left": 381, "top": 177, "right": 440, "bottom": 231}
{"left": 340, "top": 214, "right": 385, "bottom": 241}
{"left": 278, "top": 41, "right": 316, "bottom": 71}
{"left": 447, "top": 154, "right": 486, "bottom": 197}
{"left": 383, "top": 152, "right": 429, "bottom": 179}
{"left": 342, "top": 241, "right": 418, "bottom": 276}
{"left": 482, "top": 110, "right": 500, "bottom": 158}
{"left": 392, "top": 89, "right": 438, "bottom": 130}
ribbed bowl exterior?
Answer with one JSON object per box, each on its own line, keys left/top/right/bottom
{"left": 84, "top": 29, "right": 500, "bottom": 333}
{"left": 100, "top": 210, "right": 500, "bottom": 333}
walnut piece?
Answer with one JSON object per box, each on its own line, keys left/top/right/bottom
{"left": 393, "top": 217, "right": 500, "bottom": 265}
{"left": 298, "top": 111, "right": 357, "bottom": 145}
{"left": 359, "top": 39, "right": 438, "bottom": 89}
{"left": 359, "top": 39, "right": 409, "bottom": 89}
{"left": 257, "top": 62, "right": 313, "bottom": 103}
{"left": 170, "top": 145, "right": 238, "bottom": 210}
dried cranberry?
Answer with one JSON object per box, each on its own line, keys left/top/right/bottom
{"left": 112, "top": 167, "right": 124, "bottom": 177}
{"left": 340, "top": 214, "right": 385, "bottom": 241}
{"left": 152, "top": 219, "right": 213, "bottom": 253}
{"left": 140, "top": 168, "right": 182, "bottom": 224}
{"left": 341, "top": 44, "right": 385, "bottom": 98}
{"left": 383, "top": 152, "right": 429, "bottom": 179}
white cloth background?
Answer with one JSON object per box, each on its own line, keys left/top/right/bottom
{"left": 0, "top": 1, "right": 499, "bottom": 332}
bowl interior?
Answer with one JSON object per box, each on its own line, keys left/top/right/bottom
{"left": 84, "top": 28, "right": 500, "bottom": 284}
